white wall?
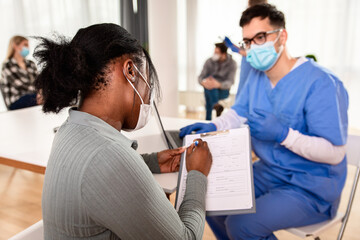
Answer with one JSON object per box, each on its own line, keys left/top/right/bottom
{"left": 0, "top": 0, "right": 120, "bottom": 113}
{"left": 0, "top": 0, "right": 120, "bottom": 62}
{"left": 148, "top": 0, "right": 179, "bottom": 117}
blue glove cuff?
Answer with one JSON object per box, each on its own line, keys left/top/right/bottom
{"left": 229, "top": 45, "right": 239, "bottom": 53}
{"left": 277, "top": 127, "right": 289, "bottom": 143}
{"left": 209, "top": 123, "right": 217, "bottom": 131}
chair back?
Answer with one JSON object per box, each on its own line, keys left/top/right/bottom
{"left": 346, "top": 135, "right": 360, "bottom": 167}
{"left": 8, "top": 220, "right": 43, "bottom": 240}
{"left": 0, "top": 87, "right": 9, "bottom": 111}
{"left": 285, "top": 134, "right": 360, "bottom": 240}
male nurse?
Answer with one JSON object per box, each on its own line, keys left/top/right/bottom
{"left": 179, "top": 4, "right": 348, "bottom": 240}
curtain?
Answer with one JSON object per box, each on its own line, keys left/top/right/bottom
{"left": 0, "top": 0, "right": 120, "bottom": 61}
{"left": 179, "top": 0, "right": 360, "bottom": 129}
{"left": 120, "top": 0, "right": 149, "bottom": 50}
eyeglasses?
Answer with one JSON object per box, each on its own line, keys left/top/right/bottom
{"left": 239, "top": 29, "right": 283, "bottom": 50}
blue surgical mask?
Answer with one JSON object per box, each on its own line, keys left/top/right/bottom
{"left": 20, "top": 47, "right": 29, "bottom": 58}
{"left": 246, "top": 35, "right": 283, "bottom": 72}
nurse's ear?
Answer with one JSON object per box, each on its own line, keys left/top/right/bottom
{"left": 279, "top": 29, "right": 288, "bottom": 46}
{"left": 123, "top": 59, "right": 136, "bottom": 83}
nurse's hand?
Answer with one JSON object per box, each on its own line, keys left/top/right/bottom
{"left": 247, "top": 108, "right": 289, "bottom": 143}
{"left": 179, "top": 123, "right": 217, "bottom": 138}
{"left": 157, "top": 147, "right": 185, "bottom": 173}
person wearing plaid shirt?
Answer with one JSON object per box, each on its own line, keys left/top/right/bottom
{"left": 1, "top": 36, "right": 39, "bottom": 110}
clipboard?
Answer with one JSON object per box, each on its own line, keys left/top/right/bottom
{"left": 175, "top": 126, "right": 256, "bottom": 216}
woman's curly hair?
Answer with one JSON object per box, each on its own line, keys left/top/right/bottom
{"left": 34, "top": 23, "right": 160, "bottom": 113}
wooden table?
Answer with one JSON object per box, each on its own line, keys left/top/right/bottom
{"left": 0, "top": 106, "right": 196, "bottom": 195}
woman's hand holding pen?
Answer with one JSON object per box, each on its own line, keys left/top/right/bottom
{"left": 186, "top": 139, "right": 212, "bottom": 176}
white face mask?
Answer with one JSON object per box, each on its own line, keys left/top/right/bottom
{"left": 211, "top": 53, "right": 220, "bottom": 61}
{"left": 122, "top": 64, "right": 153, "bottom": 132}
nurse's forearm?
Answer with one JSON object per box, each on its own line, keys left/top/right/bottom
{"left": 281, "top": 128, "right": 346, "bottom": 165}
{"left": 212, "top": 108, "right": 247, "bottom": 130}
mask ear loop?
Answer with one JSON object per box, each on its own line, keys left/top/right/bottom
{"left": 274, "top": 29, "right": 283, "bottom": 43}
{"left": 133, "top": 64, "right": 151, "bottom": 89}
{"left": 274, "top": 29, "right": 284, "bottom": 54}
{"left": 133, "top": 63, "right": 154, "bottom": 104}
{"left": 123, "top": 68, "right": 145, "bottom": 105}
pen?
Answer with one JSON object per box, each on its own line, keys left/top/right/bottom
{"left": 183, "top": 140, "right": 199, "bottom": 149}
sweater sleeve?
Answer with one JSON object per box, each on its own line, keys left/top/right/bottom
{"left": 81, "top": 143, "right": 207, "bottom": 240}
{"left": 198, "top": 59, "right": 211, "bottom": 84}
{"left": 141, "top": 152, "right": 161, "bottom": 173}
{"left": 220, "top": 60, "right": 237, "bottom": 89}
{"left": 0, "top": 63, "right": 11, "bottom": 107}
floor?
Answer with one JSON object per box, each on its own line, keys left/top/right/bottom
{"left": 0, "top": 166, "right": 43, "bottom": 239}
{"left": 1, "top": 108, "right": 360, "bottom": 240}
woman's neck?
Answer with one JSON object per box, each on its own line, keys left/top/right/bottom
{"left": 13, "top": 54, "right": 26, "bottom": 69}
{"left": 79, "top": 94, "right": 124, "bottom": 131}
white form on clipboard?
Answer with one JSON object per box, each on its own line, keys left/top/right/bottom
{"left": 175, "top": 126, "right": 256, "bottom": 216}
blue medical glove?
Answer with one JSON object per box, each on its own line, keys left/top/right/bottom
{"left": 246, "top": 108, "right": 289, "bottom": 143}
{"left": 224, "top": 36, "right": 240, "bottom": 53}
{"left": 179, "top": 123, "right": 217, "bottom": 138}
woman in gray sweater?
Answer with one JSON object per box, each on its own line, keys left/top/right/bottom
{"left": 35, "top": 23, "right": 212, "bottom": 239}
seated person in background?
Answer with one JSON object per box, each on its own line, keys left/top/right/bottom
{"left": 0, "top": 35, "right": 40, "bottom": 110}
{"left": 198, "top": 42, "right": 237, "bottom": 120}
{"left": 180, "top": 4, "right": 348, "bottom": 239}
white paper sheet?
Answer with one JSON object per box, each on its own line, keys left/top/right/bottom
{"left": 175, "top": 127, "right": 254, "bottom": 214}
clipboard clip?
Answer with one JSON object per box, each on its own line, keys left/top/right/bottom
{"left": 200, "top": 129, "right": 230, "bottom": 138}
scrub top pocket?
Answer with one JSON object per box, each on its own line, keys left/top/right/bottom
{"left": 278, "top": 112, "right": 304, "bottom": 130}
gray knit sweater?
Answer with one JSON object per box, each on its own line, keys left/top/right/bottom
{"left": 42, "top": 109, "right": 207, "bottom": 239}
{"left": 198, "top": 54, "right": 237, "bottom": 90}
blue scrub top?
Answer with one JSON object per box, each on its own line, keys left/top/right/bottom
{"left": 235, "top": 57, "right": 252, "bottom": 103}
{"left": 232, "top": 59, "right": 349, "bottom": 215}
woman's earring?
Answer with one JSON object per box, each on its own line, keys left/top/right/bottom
{"left": 131, "top": 77, "right": 135, "bottom": 82}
